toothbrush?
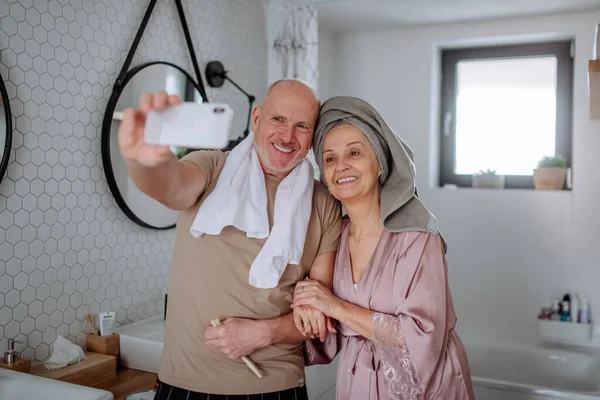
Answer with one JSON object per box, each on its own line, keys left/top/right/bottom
{"left": 211, "top": 319, "right": 263, "bottom": 378}
{"left": 87, "top": 313, "right": 99, "bottom": 336}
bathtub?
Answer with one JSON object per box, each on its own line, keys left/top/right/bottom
{"left": 468, "top": 343, "right": 600, "bottom": 400}
{"left": 117, "top": 316, "right": 600, "bottom": 400}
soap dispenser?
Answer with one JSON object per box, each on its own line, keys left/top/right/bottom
{"left": 0, "top": 339, "right": 31, "bottom": 373}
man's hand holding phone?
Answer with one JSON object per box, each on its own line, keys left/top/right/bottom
{"left": 118, "top": 91, "right": 180, "bottom": 168}
{"left": 118, "top": 91, "right": 233, "bottom": 167}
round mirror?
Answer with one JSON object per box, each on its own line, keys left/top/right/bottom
{"left": 101, "top": 62, "right": 206, "bottom": 229}
{"left": 0, "top": 72, "right": 12, "bottom": 184}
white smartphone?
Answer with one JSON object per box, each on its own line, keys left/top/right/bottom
{"left": 144, "top": 102, "right": 233, "bottom": 149}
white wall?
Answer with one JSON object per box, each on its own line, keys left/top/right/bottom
{"left": 321, "top": 11, "right": 600, "bottom": 346}
{"left": 318, "top": 28, "right": 337, "bottom": 101}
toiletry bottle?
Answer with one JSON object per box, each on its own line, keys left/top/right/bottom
{"left": 538, "top": 307, "right": 550, "bottom": 320}
{"left": 571, "top": 295, "right": 580, "bottom": 323}
{"left": 540, "top": 303, "right": 553, "bottom": 320}
{"left": 3, "top": 339, "right": 21, "bottom": 364}
{"left": 560, "top": 301, "right": 571, "bottom": 322}
{"left": 551, "top": 301, "right": 561, "bottom": 321}
{"left": 99, "top": 311, "right": 116, "bottom": 336}
{"left": 0, "top": 339, "right": 31, "bottom": 373}
{"left": 579, "top": 297, "right": 591, "bottom": 324}
{"left": 563, "top": 294, "right": 571, "bottom": 311}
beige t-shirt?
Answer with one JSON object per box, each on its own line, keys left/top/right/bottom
{"left": 158, "top": 150, "right": 342, "bottom": 395}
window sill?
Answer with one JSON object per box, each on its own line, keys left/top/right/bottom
{"left": 434, "top": 184, "right": 572, "bottom": 193}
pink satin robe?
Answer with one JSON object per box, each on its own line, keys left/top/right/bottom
{"left": 306, "top": 219, "right": 475, "bottom": 400}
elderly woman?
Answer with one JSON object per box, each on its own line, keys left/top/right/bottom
{"left": 291, "top": 97, "right": 474, "bottom": 399}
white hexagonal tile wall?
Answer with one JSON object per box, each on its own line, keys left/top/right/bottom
{"left": 0, "top": 0, "right": 266, "bottom": 361}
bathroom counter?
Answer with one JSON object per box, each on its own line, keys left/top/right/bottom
{"left": 94, "top": 367, "right": 157, "bottom": 400}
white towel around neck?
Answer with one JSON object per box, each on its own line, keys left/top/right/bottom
{"left": 190, "top": 132, "right": 314, "bottom": 289}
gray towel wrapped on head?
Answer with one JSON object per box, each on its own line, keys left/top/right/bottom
{"left": 313, "top": 96, "right": 446, "bottom": 252}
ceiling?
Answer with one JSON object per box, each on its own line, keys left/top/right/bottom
{"left": 268, "top": 0, "right": 600, "bottom": 33}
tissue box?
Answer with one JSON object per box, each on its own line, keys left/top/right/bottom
{"left": 86, "top": 333, "right": 120, "bottom": 360}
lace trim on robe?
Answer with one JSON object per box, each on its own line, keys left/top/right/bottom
{"left": 373, "top": 312, "right": 423, "bottom": 400}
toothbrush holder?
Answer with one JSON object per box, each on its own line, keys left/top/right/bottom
{"left": 86, "top": 333, "right": 120, "bottom": 361}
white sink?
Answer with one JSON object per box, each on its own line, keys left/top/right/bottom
{"left": 0, "top": 366, "right": 114, "bottom": 400}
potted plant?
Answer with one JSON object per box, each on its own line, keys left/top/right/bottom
{"left": 533, "top": 155, "right": 568, "bottom": 190}
{"left": 472, "top": 169, "right": 505, "bottom": 189}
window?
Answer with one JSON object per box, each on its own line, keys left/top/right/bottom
{"left": 440, "top": 41, "right": 574, "bottom": 189}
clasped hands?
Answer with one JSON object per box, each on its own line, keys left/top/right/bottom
{"left": 205, "top": 280, "right": 342, "bottom": 360}
{"left": 291, "top": 279, "right": 342, "bottom": 342}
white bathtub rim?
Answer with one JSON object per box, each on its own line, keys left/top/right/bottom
{"left": 473, "top": 376, "right": 600, "bottom": 400}
{"left": 116, "top": 318, "right": 600, "bottom": 399}
{"left": 465, "top": 339, "right": 599, "bottom": 359}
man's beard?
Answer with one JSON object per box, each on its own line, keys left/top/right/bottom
{"left": 254, "top": 143, "right": 302, "bottom": 176}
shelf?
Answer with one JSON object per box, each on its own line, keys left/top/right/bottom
{"left": 31, "top": 351, "right": 117, "bottom": 387}
{"left": 538, "top": 319, "right": 593, "bottom": 343}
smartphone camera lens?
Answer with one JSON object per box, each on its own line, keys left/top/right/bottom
{"left": 213, "top": 107, "right": 225, "bottom": 114}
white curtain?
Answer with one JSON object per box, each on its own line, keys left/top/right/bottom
{"left": 266, "top": 4, "right": 319, "bottom": 93}
{"left": 265, "top": 4, "right": 321, "bottom": 178}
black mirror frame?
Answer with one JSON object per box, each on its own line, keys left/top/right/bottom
{"left": 100, "top": 0, "right": 208, "bottom": 230}
{"left": 0, "top": 72, "right": 12, "bottom": 185}
{"left": 100, "top": 62, "right": 206, "bottom": 230}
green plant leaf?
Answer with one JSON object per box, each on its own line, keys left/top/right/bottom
{"left": 536, "top": 155, "right": 567, "bottom": 168}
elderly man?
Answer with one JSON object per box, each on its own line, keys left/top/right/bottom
{"left": 118, "top": 79, "right": 341, "bottom": 400}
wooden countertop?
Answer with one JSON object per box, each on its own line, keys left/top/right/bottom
{"left": 94, "top": 368, "right": 158, "bottom": 400}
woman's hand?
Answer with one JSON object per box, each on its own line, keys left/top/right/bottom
{"left": 292, "top": 279, "right": 344, "bottom": 319}
{"left": 292, "top": 306, "right": 335, "bottom": 342}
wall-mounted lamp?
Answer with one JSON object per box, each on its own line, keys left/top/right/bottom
{"left": 205, "top": 61, "right": 256, "bottom": 150}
